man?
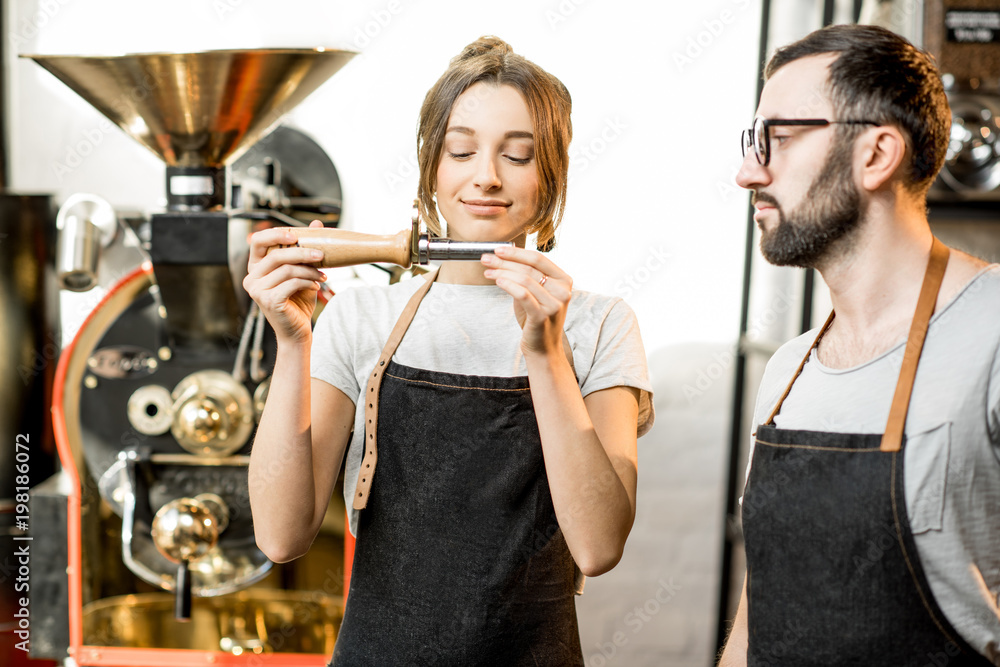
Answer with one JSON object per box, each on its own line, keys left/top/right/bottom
{"left": 719, "top": 24, "right": 1000, "bottom": 666}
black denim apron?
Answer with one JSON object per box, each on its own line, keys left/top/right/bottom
{"left": 743, "top": 239, "right": 993, "bottom": 666}
{"left": 331, "top": 270, "right": 583, "bottom": 666}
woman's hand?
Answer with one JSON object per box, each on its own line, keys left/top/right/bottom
{"left": 243, "top": 220, "right": 328, "bottom": 346}
{"left": 481, "top": 245, "right": 572, "bottom": 357}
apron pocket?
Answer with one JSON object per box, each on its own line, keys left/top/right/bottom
{"left": 905, "top": 421, "right": 951, "bottom": 534}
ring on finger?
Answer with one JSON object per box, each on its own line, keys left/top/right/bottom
{"left": 538, "top": 274, "right": 548, "bottom": 287}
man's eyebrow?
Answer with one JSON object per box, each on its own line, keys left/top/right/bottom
{"left": 445, "top": 126, "right": 534, "bottom": 140}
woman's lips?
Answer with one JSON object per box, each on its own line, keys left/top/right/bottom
{"left": 462, "top": 200, "right": 509, "bottom": 216}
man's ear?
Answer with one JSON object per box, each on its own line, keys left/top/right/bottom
{"left": 858, "top": 126, "right": 908, "bottom": 192}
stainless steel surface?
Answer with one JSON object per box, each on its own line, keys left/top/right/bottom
{"left": 58, "top": 215, "right": 103, "bottom": 291}
{"left": 410, "top": 203, "right": 513, "bottom": 263}
{"left": 23, "top": 49, "right": 356, "bottom": 168}
{"left": 55, "top": 193, "right": 117, "bottom": 292}
{"left": 420, "top": 237, "right": 514, "bottom": 261}
{"left": 941, "top": 94, "right": 1000, "bottom": 194}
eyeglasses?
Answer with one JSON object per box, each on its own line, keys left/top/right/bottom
{"left": 741, "top": 118, "right": 879, "bottom": 166}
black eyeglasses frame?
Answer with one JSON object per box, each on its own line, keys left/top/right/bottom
{"left": 741, "top": 118, "right": 880, "bottom": 166}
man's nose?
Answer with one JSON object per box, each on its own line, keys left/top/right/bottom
{"left": 736, "top": 151, "right": 771, "bottom": 191}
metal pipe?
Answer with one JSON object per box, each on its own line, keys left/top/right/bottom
{"left": 715, "top": 0, "right": 773, "bottom": 653}
{"left": 55, "top": 193, "right": 118, "bottom": 292}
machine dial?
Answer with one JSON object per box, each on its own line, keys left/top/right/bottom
{"left": 127, "top": 384, "right": 173, "bottom": 435}
{"left": 170, "top": 370, "right": 253, "bottom": 457}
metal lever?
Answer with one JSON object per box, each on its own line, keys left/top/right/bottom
{"left": 176, "top": 559, "right": 192, "bottom": 621}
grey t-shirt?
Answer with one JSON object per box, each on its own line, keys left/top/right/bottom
{"left": 745, "top": 265, "right": 1000, "bottom": 662}
{"left": 311, "top": 276, "right": 655, "bottom": 536}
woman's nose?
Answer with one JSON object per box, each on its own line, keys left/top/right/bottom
{"left": 473, "top": 155, "right": 501, "bottom": 191}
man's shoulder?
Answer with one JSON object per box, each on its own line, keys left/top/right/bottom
{"left": 955, "top": 263, "right": 1000, "bottom": 301}
{"left": 767, "top": 329, "right": 818, "bottom": 373}
{"left": 935, "top": 264, "right": 1000, "bottom": 333}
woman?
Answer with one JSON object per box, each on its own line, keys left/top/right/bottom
{"left": 246, "top": 36, "right": 654, "bottom": 665}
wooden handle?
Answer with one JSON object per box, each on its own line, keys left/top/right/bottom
{"left": 282, "top": 227, "right": 413, "bottom": 269}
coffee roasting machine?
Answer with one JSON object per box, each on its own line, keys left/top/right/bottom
{"left": 22, "top": 48, "right": 359, "bottom": 666}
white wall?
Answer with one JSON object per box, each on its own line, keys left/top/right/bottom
{"left": 9, "top": 1, "right": 763, "bottom": 664}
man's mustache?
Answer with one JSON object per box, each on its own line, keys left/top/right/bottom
{"left": 752, "top": 191, "right": 779, "bottom": 208}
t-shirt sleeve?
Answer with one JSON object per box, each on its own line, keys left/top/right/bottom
{"left": 580, "top": 298, "right": 655, "bottom": 437}
{"left": 310, "top": 293, "right": 361, "bottom": 405}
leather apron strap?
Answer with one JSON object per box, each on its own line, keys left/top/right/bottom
{"left": 763, "top": 310, "right": 835, "bottom": 426}
{"left": 764, "top": 238, "right": 950, "bottom": 453}
{"left": 353, "top": 270, "right": 439, "bottom": 509}
{"left": 351, "top": 270, "right": 579, "bottom": 509}
{"left": 880, "top": 237, "right": 949, "bottom": 452}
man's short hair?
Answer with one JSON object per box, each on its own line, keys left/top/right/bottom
{"left": 766, "top": 24, "right": 951, "bottom": 196}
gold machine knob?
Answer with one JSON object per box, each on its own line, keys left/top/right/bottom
{"left": 170, "top": 370, "right": 253, "bottom": 457}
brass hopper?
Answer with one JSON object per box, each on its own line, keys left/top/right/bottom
{"left": 26, "top": 49, "right": 354, "bottom": 169}
{"left": 28, "top": 48, "right": 354, "bottom": 666}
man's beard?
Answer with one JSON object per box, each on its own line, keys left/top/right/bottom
{"left": 755, "top": 139, "right": 862, "bottom": 268}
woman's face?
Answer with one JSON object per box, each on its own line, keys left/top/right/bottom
{"left": 435, "top": 82, "right": 539, "bottom": 245}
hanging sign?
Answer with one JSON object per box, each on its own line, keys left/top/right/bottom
{"left": 946, "top": 9, "right": 1000, "bottom": 43}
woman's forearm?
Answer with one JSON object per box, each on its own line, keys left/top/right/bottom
{"left": 248, "top": 340, "right": 320, "bottom": 562}
{"left": 525, "top": 348, "right": 639, "bottom": 577}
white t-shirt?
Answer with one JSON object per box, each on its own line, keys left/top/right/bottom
{"left": 746, "top": 265, "right": 1000, "bottom": 661}
{"left": 311, "top": 275, "right": 655, "bottom": 535}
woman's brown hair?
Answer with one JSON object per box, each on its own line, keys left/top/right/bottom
{"left": 416, "top": 36, "right": 572, "bottom": 251}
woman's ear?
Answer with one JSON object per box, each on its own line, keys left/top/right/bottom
{"left": 858, "top": 125, "right": 908, "bottom": 192}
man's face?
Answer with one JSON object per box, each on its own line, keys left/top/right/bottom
{"left": 736, "top": 54, "right": 864, "bottom": 269}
